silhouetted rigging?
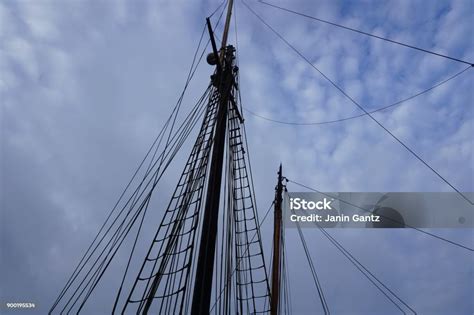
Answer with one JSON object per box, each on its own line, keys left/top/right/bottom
{"left": 50, "top": 1, "right": 472, "bottom": 314}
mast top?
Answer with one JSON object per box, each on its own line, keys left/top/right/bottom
{"left": 220, "top": 0, "right": 234, "bottom": 58}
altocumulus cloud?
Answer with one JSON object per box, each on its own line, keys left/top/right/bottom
{"left": 1, "top": 0, "right": 473, "bottom": 314}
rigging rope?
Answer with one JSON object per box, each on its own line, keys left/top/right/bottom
{"left": 209, "top": 200, "right": 274, "bottom": 313}
{"left": 257, "top": 0, "right": 474, "bottom": 67}
{"left": 209, "top": 0, "right": 227, "bottom": 18}
{"left": 52, "top": 77, "right": 210, "bottom": 314}
{"left": 315, "top": 224, "right": 417, "bottom": 314}
{"left": 112, "top": 19, "right": 211, "bottom": 313}
{"left": 127, "top": 87, "right": 219, "bottom": 314}
{"left": 50, "top": 1, "right": 229, "bottom": 310}
{"left": 60, "top": 87, "right": 212, "bottom": 314}
{"left": 244, "top": 66, "right": 472, "bottom": 126}
{"left": 294, "top": 220, "right": 330, "bottom": 314}
{"left": 242, "top": 0, "right": 473, "bottom": 206}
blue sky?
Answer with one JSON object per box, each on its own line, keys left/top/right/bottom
{"left": 1, "top": 0, "right": 473, "bottom": 314}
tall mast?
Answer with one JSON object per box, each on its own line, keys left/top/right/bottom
{"left": 191, "top": 1, "right": 234, "bottom": 314}
{"left": 271, "top": 164, "right": 284, "bottom": 314}
{"left": 51, "top": 0, "right": 271, "bottom": 312}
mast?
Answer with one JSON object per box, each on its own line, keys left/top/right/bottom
{"left": 51, "top": 1, "right": 272, "bottom": 312}
{"left": 220, "top": 0, "right": 234, "bottom": 61}
{"left": 191, "top": 1, "right": 234, "bottom": 314}
{"left": 271, "top": 164, "right": 284, "bottom": 314}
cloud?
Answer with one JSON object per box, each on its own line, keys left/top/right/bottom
{"left": 1, "top": 0, "right": 472, "bottom": 314}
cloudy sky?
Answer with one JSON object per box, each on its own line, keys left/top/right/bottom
{"left": 1, "top": 0, "right": 473, "bottom": 314}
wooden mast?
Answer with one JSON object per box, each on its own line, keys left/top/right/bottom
{"left": 220, "top": 0, "right": 234, "bottom": 56}
{"left": 271, "top": 164, "right": 283, "bottom": 314}
{"left": 190, "top": 1, "right": 234, "bottom": 314}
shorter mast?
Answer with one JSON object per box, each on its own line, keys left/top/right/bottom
{"left": 271, "top": 164, "right": 284, "bottom": 314}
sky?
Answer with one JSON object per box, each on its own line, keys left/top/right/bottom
{"left": 1, "top": 0, "right": 473, "bottom": 314}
